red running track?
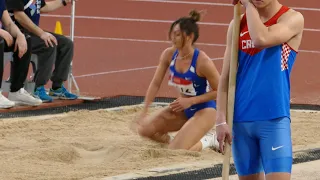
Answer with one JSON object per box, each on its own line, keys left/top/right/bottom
{"left": 35, "top": 0, "right": 320, "bottom": 105}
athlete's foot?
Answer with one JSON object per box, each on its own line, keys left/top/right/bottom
{"left": 0, "top": 92, "right": 15, "bottom": 109}
{"left": 168, "top": 134, "right": 174, "bottom": 143}
{"left": 210, "top": 132, "right": 220, "bottom": 152}
{"left": 8, "top": 88, "right": 42, "bottom": 106}
{"left": 202, "top": 131, "right": 220, "bottom": 152}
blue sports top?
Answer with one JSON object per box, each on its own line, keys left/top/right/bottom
{"left": 234, "top": 5, "right": 298, "bottom": 122}
{"left": 168, "top": 48, "right": 210, "bottom": 97}
{"left": 23, "top": 0, "right": 45, "bottom": 26}
{"left": 6, "top": 0, "right": 46, "bottom": 30}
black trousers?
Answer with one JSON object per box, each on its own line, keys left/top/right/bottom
{"left": 0, "top": 35, "right": 31, "bottom": 92}
{"left": 30, "top": 32, "right": 73, "bottom": 88}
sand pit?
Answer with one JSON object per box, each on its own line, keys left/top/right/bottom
{"left": 0, "top": 106, "right": 319, "bottom": 180}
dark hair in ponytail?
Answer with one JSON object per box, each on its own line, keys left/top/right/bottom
{"left": 168, "top": 9, "right": 202, "bottom": 45}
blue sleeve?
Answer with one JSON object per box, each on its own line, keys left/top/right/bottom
{"left": 0, "top": 0, "right": 6, "bottom": 10}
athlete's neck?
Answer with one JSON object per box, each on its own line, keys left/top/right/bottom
{"left": 178, "top": 46, "right": 194, "bottom": 59}
{"left": 257, "top": 1, "right": 282, "bottom": 22}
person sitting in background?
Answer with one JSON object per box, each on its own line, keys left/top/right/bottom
{"left": 0, "top": 0, "right": 42, "bottom": 108}
{"left": 6, "top": 0, "right": 78, "bottom": 102}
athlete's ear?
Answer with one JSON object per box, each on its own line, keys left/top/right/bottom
{"left": 188, "top": 33, "right": 194, "bottom": 42}
{"left": 185, "top": 36, "right": 190, "bottom": 43}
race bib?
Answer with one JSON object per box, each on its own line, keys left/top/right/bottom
{"left": 168, "top": 75, "right": 197, "bottom": 96}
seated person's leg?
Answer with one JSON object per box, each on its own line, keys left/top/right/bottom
{"left": 0, "top": 38, "right": 14, "bottom": 108}
{"left": 31, "top": 33, "right": 56, "bottom": 102}
{"left": 48, "top": 32, "right": 77, "bottom": 100}
{"left": 7, "top": 34, "right": 42, "bottom": 106}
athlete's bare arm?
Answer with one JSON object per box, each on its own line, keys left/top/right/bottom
{"left": 40, "top": 0, "right": 69, "bottom": 13}
{"left": 216, "top": 20, "right": 234, "bottom": 125}
{"left": 215, "top": 19, "right": 234, "bottom": 153}
{"left": 244, "top": 3, "right": 304, "bottom": 49}
{"left": 190, "top": 51, "right": 220, "bottom": 105}
{"left": 142, "top": 47, "right": 173, "bottom": 112}
{"left": 1, "top": 10, "right": 23, "bottom": 38}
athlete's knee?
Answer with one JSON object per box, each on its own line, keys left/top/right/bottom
{"left": 137, "top": 124, "right": 154, "bottom": 138}
{"left": 266, "top": 172, "right": 291, "bottom": 180}
{"left": 238, "top": 173, "right": 265, "bottom": 180}
{"left": 137, "top": 117, "right": 168, "bottom": 139}
{"left": 66, "top": 37, "right": 74, "bottom": 50}
{"left": 60, "top": 35, "right": 74, "bottom": 51}
{"left": 39, "top": 37, "right": 57, "bottom": 53}
{"left": 137, "top": 123, "right": 171, "bottom": 144}
{"left": 135, "top": 118, "right": 157, "bottom": 138}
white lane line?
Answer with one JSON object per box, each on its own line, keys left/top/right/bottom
{"left": 74, "top": 57, "right": 224, "bottom": 78}
{"left": 74, "top": 66, "right": 157, "bottom": 78}
{"left": 73, "top": 35, "right": 320, "bottom": 54}
{"left": 41, "top": 14, "right": 320, "bottom": 32}
{"left": 74, "top": 35, "right": 226, "bottom": 47}
{"left": 129, "top": 0, "right": 320, "bottom": 12}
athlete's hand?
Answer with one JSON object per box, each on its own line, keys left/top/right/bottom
{"left": 216, "top": 119, "right": 232, "bottom": 154}
{"left": 40, "top": 32, "right": 57, "bottom": 47}
{"left": 169, "top": 97, "right": 193, "bottom": 112}
{"left": 232, "top": 0, "right": 250, "bottom": 6}
{"left": 14, "top": 33, "right": 27, "bottom": 58}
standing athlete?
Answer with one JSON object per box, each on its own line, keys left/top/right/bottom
{"left": 216, "top": 0, "right": 304, "bottom": 179}
{"left": 131, "top": 10, "right": 220, "bottom": 152}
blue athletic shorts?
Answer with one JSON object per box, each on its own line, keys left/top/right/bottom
{"left": 184, "top": 100, "right": 216, "bottom": 119}
{"left": 232, "top": 117, "right": 292, "bottom": 176}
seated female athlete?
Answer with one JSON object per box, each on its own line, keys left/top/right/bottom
{"left": 131, "top": 10, "right": 220, "bottom": 152}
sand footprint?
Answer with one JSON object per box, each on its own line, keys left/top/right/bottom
{"left": 71, "top": 142, "right": 130, "bottom": 164}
